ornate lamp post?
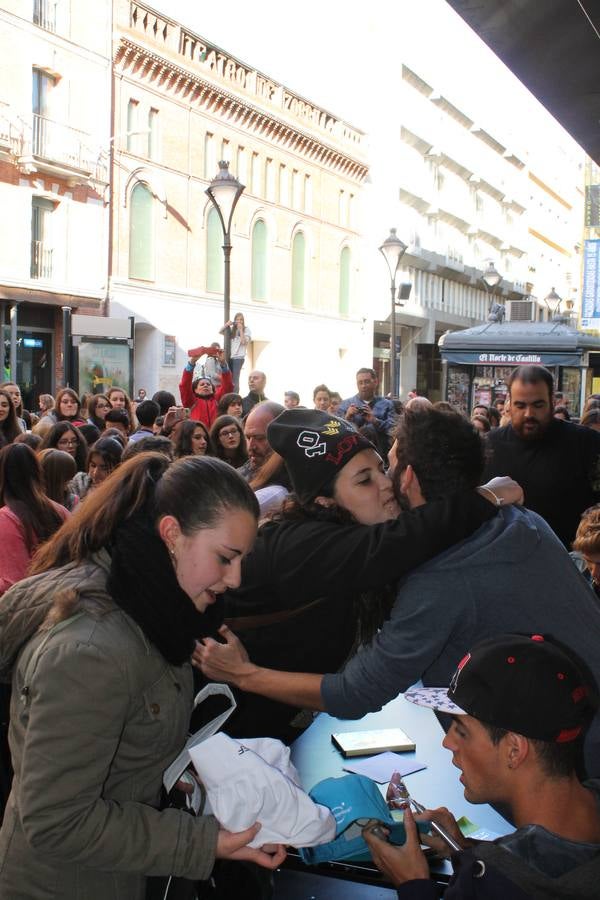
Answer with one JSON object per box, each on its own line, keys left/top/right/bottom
{"left": 544, "top": 287, "right": 562, "bottom": 319}
{"left": 205, "top": 161, "right": 245, "bottom": 358}
{"left": 481, "top": 260, "right": 502, "bottom": 303}
{"left": 379, "top": 228, "right": 407, "bottom": 397}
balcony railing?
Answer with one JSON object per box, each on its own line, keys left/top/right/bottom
{"left": 33, "top": 0, "right": 57, "bottom": 32}
{"left": 29, "top": 114, "right": 107, "bottom": 183}
{"left": 30, "top": 241, "right": 53, "bottom": 279}
{"left": 0, "top": 102, "right": 23, "bottom": 156}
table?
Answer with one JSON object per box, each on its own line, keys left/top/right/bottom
{"left": 289, "top": 691, "right": 513, "bottom": 885}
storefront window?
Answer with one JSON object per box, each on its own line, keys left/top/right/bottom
{"left": 447, "top": 366, "right": 471, "bottom": 414}
{"left": 472, "top": 366, "right": 513, "bottom": 411}
{"left": 559, "top": 367, "right": 581, "bottom": 417}
{"left": 77, "top": 341, "right": 132, "bottom": 396}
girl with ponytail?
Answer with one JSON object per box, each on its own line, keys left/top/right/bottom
{"left": 0, "top": 452, "right": 284, "bottom": 899}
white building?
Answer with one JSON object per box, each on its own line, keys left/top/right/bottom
{"left": 109, "top": 0, "right": 371, "bottom": 405}
{"left": 362, "top": 2, "right": 586, "bottom": 400}
{"left": 0, "top": 0, "right": 111, "bottom": 405}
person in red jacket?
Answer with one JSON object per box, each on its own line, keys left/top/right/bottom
{"left": 179, "top": 348, "right": 234, "bottom": 429}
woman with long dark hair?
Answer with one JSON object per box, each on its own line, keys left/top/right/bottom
{"left": 0, "top": 389, "right": 22, "bottom": 447}
{"left": 71, "top": 436, "right": 124, "bottom": 501}
{"left": 194, "top": 409, "right": 522, "bottom": 742}
{"left": 39, "top": 422, "right": 88, "bottom": 473}
{"left": 0, "top": 453, "right": 284, "bottom": 897}
{"left": 0, "top": 382, "right": 29, "bottom": 431}
{"left": 106, "top": 386, "right": 136, "bottom": 433}
{"left": 210, "top": 415, "right": 248, "bottom": 468}
{"left": 173, "top": 418, "right": 213, "bottom": 458}
{"left": 40, "top": 387, "right": 87, "bottom": 428}
{"left": 87, "top": 393, "right": 112, "bottom": 431}
{"left": 0, "top": 443, "right": 68, "bottom": 596}
{"left": 38, "top": 449, "right": 79, "bottom": 511}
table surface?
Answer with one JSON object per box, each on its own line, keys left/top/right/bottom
{"left": 291, "top": 691, "right": 513, "bottom": 840}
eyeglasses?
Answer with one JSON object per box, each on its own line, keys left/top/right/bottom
{"left": 58, "top": 440, "right": 78, "bottom": 448}
{"left": 219, "top": 428, "right": 239, "bottom": 438}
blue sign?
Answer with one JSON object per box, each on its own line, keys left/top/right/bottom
{"left": 581, "top": 240, "right": 600, "bottom": 328}
{"left": 22, "top": 338, "right": 43, "bottom": 349}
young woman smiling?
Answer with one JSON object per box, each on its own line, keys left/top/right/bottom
{"left": 0, "top": 454, "right": 284, "bottom": 898}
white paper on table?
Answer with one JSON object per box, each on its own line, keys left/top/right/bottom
{"left": 342, "top": 750, "right": 427, "bottom": 783}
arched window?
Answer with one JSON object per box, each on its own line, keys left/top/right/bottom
{"left": 206, "top": 207, "right": 223, "bottom": 292}
{"left": 291, "top": 231, "right": 305, "bottom": 308}
{"left": 251, "top": 219, "right": 267, "bottom": 300}
{"left": 339, "top": 246, "right": 351, "bottom": 316}
{"left": 128, "top": 183, "right": 154, "bottom": 280}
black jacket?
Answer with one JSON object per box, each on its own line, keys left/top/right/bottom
{"left": 483, "top": 419, "right": 600, "bottom": 547}
{"left": 219, "top": 491, "right": 496, "bottom": 741}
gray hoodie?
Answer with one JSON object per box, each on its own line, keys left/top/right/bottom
{"left": 322, "top": 506, "right": 600, "bottom": 777}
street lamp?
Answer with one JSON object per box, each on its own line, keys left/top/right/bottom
{"left": 205, "top": 160, "right": 245, "bottom": 359}
{"left": 544, "top": 287, "right": 562, "bottom": 318}
{"left": 481, "top": 260, "right": 502, "bottom": 294}
{"left": 480, "top": 260, "right": 503, "bottom": 321}
{"left": 379, "top": 228, "right": 407, "bottom": 397}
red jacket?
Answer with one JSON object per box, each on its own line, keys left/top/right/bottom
{"left": 179, "top": 366, "right": 233, "bottom": 429}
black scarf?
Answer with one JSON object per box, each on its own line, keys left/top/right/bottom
{"left": 107, "top": 512, "right": 224, "bottom": 666}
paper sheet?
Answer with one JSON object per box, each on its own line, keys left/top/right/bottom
{"left": 342, "top": 751, "right": 426, "bottom": 783}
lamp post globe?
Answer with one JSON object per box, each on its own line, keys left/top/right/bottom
{"left": 482, "top": 260, "right": 502, "bottom": 290}
{"left": 544, "top": 287, "right": 562, "bottom": 319}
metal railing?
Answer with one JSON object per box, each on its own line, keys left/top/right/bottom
{"left": 0, "top": 102, "right": 23, "bottom": 156}
{"left": 30, "top": 241, "right": 53, "bottom": 279}
{"left": 33, "top": 0, "right": 57, "bottom": 32}
{"left": 31, "top": 114, "right": 107, "bottom": 181}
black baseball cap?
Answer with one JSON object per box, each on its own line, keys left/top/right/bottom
{"left": 267, "top": 409, "right": 373, "bottom": 504}
{"left": 405, "top": 634, "right": 598, "bottom": 743}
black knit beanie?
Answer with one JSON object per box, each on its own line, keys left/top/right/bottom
{"left": 267, "top": 409, "right": 373, "bottom": 504}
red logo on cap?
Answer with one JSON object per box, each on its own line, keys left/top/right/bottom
{"left": 572, "top": 686, "right": 588, "bottom": 703}
{"left": 556, "top": 726, "right": 582, "bottom": 743}
{"left": 531, "top": 634, "right": 544, "bottom": 642}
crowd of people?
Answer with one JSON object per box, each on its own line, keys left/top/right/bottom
{"left": 0, "top": 355, "right": 599, "bottom": 899}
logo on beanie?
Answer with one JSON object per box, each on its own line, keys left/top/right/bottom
{"left": 326, "top": 433, "right": 359, "bottom": 466}
{"left": 297, "top": 430, "right": 327, "bottom": 458}
{"left": 322, "top": 419, "right": 342, "bottom": 436}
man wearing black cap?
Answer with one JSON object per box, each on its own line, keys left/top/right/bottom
{"left": 364, "top": 634, "right": 600, "bottom": 899}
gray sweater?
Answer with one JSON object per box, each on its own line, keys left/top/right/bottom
{"left": 321, "top": 505, "right": 600, "bottom": 776}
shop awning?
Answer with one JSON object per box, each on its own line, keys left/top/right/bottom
{"left": 441, "top": 349, "right": 582, "bottom": 366}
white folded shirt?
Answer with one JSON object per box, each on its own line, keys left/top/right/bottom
{"left": 189, "top": 732, "right": 336, "bottom": 848}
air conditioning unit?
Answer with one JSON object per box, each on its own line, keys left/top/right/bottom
{"left": 508, "top": 300, "right": 534, "bottom": 322}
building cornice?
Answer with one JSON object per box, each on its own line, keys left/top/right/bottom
{"left": 115, "top": 37, "right": 369, "bottom": 182}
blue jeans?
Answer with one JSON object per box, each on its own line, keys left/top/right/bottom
{"left": 229, "top": 357, "right": 245, "bottom": 392}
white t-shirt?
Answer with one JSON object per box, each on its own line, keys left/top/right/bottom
{"left": 230, "top": 327, "right": 251, "bottom": 359}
